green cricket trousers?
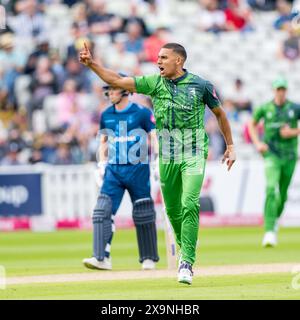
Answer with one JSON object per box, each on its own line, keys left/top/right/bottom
{"left": 263, "top": 153, "right": 296, "bottom": 231}
{"left": 159, "top": 155, "right": 206, "bottom": 265}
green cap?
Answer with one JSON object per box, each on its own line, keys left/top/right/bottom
{"left": 272, "top": 77, "right": 288, "bottom": 89}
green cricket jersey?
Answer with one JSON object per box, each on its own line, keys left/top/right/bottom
{"left": 253, "top": 100, "right": 300, "bottom": 159}
{"left": 134, "top": 71, "right": 220, "bottom": 159}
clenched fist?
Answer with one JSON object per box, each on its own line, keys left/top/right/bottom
{"left": 255, "top": 141, "right": 269, "bottom": 154}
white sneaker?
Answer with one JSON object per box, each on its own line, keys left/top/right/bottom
{"left": 262, "top": 231, "right": 277, "bottom": 247}
{"left": 82, "top": 257, "right": 112, "bottom": 270}
{"left": 178, "top": 262, "right": 193, "bottom": 285}
{"left": 142, "top": 259, "right": 156, "bottom": 270}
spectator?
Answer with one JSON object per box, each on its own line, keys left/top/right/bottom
{"left": 226, "top": 78, "right": 252, "bottom": 112}
{"left": 56, "top": 79, "right": 82, "bottom": 127}
{"left": 247, "top": 0, "right": 277, "bottom": 11}
{"left": 122, "top": 2, "right": 150, "bottom": 37}
{"left": 143, "top": 0, "right": 173, "bottom": 32}
{"left": 0, "top": 17, "right": 13, "bottom": 37}
{"left": 40, "top": 131, "right": 57, "bottom": 163}
{"left": 1, "top": 141, "right": 22, "bottom": 165}
{"left": 223, "top": 99, "right": 239, "bottom": 122}
{"left": 103, "top": 38, "right": 140, "bottom": 75}
{"left": 67, "top": 26, "right": 94, "bottom": 60}
{"left": 197, "top": 0, "right": 227, "bottom": 33}
{"left": 29, "top": 56, "right": 58, "bottom": 113}
{"left": 0, "top": 33, "right": 27, "bottom": 109}
{"left": 7, "top": 128, "right": 27, "bottom": 151}
{"left": 24, "top": 38, "right": 50, "bottom": 75}
{"left": 61, "top": 56, "right": 92, "bottom": 92}
{"left": 0, "top": 128, "right": 8, "bottom": 160}
{"left": 205, "top": 111, "right": 226, "bottom": 160}
{"left": 70, "top": 2, "right": 89, "bottom": 37}
{"left": 124, "top": 21, "right": 145, "bottom": 59}
{"left": 29, "top": 147, "right": 43, "bottom": 164}
{"left": 143, "top": 27, "right": 170, "bottom": 63}
{"left": 67, "top": 23, "right": 82, "bottom": 59}
{"left": 9, "top": 0, "right": 47, "bottom": 40}
{"left": 87, "top": 0, "right": 122, "bottom": 37}
{"left": 53, "top": 143, "right": 73, "bottom": 165}
{"left": 224, "top": 0, "right": 253, "bottom": 31}
{"left": 274, "top": 0, "right": 298, "bottom": 31}
{"left": 63, "top": 0, "right": 81, "bottom": 6}
{"left": 49, "top": 49, "right": 66, "bottom": 89}
{"left": 278, "top": 25, "right": 300, "bottom": 60}
{"left": 0, "top": 66, "right": 8, "bottom": 110}
{"left": 63, "top": 100, "right": 93, "bottom": 135}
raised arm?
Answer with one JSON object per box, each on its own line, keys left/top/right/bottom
{"left": 211, "top": 106, "right": 236, "bottom": 171}
{"left": 79, "top": 42, "right": 136, "bottom": 92}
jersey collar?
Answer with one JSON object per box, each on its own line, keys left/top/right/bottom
{"left": 114, "top": 102, "right": 133, "bottom": 113}
{"left": 166, "top": 69, "right": 188, "bottom": 84}
{"left": 272, "top": 99, "right": 290, "bottom": 109}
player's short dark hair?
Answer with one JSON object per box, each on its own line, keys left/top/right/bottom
{"left": 162, "top": 43, "right": 187, "bottom": 62}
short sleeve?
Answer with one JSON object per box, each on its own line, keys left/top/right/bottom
{"left": 203, "top": 80, "right": 221, "bottom": 109}
{"left": 134, "top": 74, "right": 160, "bottom": 96}
{"left": 142, "top": 108, "right": 156, "bottom": 133}
{"left": 99, "top": 112, "right": 105, "bottom": 130}
{"left": 292, "top": 103, "right": 300, "bottom": 120}
{"left": 252, "top": 105, "right": 265, "bottom": 123}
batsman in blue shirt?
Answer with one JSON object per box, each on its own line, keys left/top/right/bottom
{"left": 83, "top": 75, "right": 159, "bottom": 270}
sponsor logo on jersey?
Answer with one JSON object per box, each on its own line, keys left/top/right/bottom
{"left": 113, "top": 136, "right": 136, "bottom": 142}
{"left": 168, "top": 101, "right": 192, "bottom": 110}
{"left": 268, "top": 122, "right": 282, "bottom": 129}
{"left": 288, "top": 110, "right": 295, "bottom": 118}
{"left": 180, "top": 105, "right": 193, "bottom": 110}
{"left": 267, "top": 112, "right": 273, "bottom": 119}
{"left": 189, "top": 87, "right": 196, "bottom": 97}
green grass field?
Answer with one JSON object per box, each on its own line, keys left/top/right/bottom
{"left": 0, "top": 226, "right": 300, "bottom": 299}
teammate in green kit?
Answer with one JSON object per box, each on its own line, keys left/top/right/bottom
{"left": 79, "top": 42, "right": 236, "bottom": 285}
{"left": 249, "top": 77, "right": 300, "bottom": 247}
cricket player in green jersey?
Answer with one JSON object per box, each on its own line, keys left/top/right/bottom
{"left": 249, "top": 77, "right": 300, "bottom": 248}
{"left": 79, "top": 42, "right": 236, "bottom": 285}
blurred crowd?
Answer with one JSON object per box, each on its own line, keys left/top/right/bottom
{"left": 0, "top": 0, "right": 299, "bottom": 165}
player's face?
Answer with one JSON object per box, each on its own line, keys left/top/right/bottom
{"left": 274, "top": 87, "right": 287, "bottom": 102}
{"left": 107, "top": 88, "right": 124, "bottom": 104}
{"left": 157, "top": 48, "right": 181, "bottom": 78}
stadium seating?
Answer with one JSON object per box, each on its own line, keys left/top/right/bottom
{"left": 2, "top": 0, "right": 300, "bottom": 164}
